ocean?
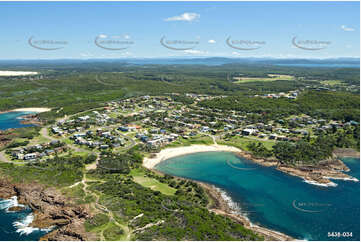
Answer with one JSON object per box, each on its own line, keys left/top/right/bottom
{"left": 156, "top": 151, "right": 360, "bottom": 241}
{"left": 0, "top": 197, "right": 51, "bottom": 240}
{"left": 0, "top": 112, "right": 35, "bottom": 131}
{"left": 0, "top": 111, "right": 47, "bottom": 240}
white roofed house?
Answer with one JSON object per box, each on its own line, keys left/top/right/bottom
{"left": 24, "top": 153, "right": 38, "bottom": 160}
{"left": 200, "top": 126, "right": 210, "bottom": 132}
{"left": 242, "top": 128, "right": 258, "bottom": 136}
{"left": 78, "top": 115, "right": 90, "bottom": 122}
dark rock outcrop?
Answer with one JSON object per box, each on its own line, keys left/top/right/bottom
{"left": 0, "top": 178, "right": 94, "bottom": 241}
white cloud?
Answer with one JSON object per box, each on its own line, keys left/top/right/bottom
{"left": 124, "top": 34, "right": 131, "bottom": 39}
{"left": 341, "top": 25, "right": 355, "bottom": 32}
{"left": 208, "top": 39, "right": 216, "bottom": 44}
{"left": 231, "top": 51, "right": 242, "bottom": 56}
{"left": 98, "top": 34, "right": 107, "bottom": 38}
{"left": 80, "top": 52, "right": 93, "bottom": 57}
{"left": 183, "top": 49, "right": 208, "bottom": 55}
{"left": 165, "top": 12, "right": 200, "bottom": 22}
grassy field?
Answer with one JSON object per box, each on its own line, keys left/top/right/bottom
{"left": 28, "top": 135, "right": 51, "bottom": 146}
{"left": 165, "top": 135, "right": 214, "bottom": 148}
{"left": 61, "top": 183, "right": 95, "bottom": 204}
{"left": 233, "top": 74, "right": 294, "bottom": 83}
{"left": 0, "top": 162, "right": 83, "bottom": 187}
{"left": 218, "top": 135, "right": 276, "bottom": 151}
{"left": 103, "top": 222, "right": 125, "bottom": 241}
{"left": 84, "top": 213, "right": 110, "bottom": 232}
{"left": 130, "top": 169, "right": 176, "bottom": 196}
{"left": 320, "top": 80, "right": 343, "bottom": 86}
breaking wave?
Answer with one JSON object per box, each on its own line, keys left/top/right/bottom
{"left": 1, "top": 196, "right": 53, "bottom": 236}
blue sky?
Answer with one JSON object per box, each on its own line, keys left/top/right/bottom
{"left": 0, "top": 1, "right": 359, "bottom": 59}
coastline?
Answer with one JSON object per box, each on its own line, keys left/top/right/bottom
{"left": 333, "top": 148, "right": 360, "bottom": 158}
{"left": 199, "top": 182, "right": 295, "bottom": 241}
{"left": 149, "top": 167, "right": 294, "bottom": 241}
{"left": 0, "top": 107, "right": 51, "bottom": 114}
{"left": 0, "top": 178, "right": 95, "bottom": 241}
{"left": 0, "top": 71, "right": 38, "bottom": 76}
{"left": 144, "top": 144, "right": 359, "bottom": 186}
{"left": 143, "top": 144, "right": 244, "bottom": 169}
{"left": 144, "top": 145, "right": 296, "bottom": 240}
{"left": 144, "top": 145, "right": 359, "bottom": 240}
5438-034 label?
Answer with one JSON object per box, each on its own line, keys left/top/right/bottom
{"left": 328, "top": 232, "right": 353, "bottom": 238}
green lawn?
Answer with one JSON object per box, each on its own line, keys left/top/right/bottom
{"left": 84, "top": 213, "right": 110, "bottom": 232}
{"left": 218, "top": 136, "right": 276, "bottom": 151}
{"left": 61, "top": 183, "right": 96, "bottom": 205}
{"left": 165, "top": 135, "right": 213, "bottom": 148}
{"left": 28, "top": 135, "right": 50, "bottom": 146}
{"left": 233, "top": 74, "right": 294, "bottom": 83}
{"left": 103, "top": 222, "right": 124, "bottom": 241}
{"left": 320, "top": 80, "right": 343, "bottom": 86}
{"left": 130, "top": 169, "right": 176, "bottom": 196}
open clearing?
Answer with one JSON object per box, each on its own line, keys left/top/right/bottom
{"left": 233, "top": 74, "right": 295, "bottom": 83}
{"left": 320, "top": 80, "right": 343, "bottom": 86}
{"left": 130, "top": 169, "right": 176, "bottom": 196}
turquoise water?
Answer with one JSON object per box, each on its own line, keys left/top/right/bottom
{"left": 156, "top": 152, "right": 360, "bottom": 241}
{"left": 0, "top": 197, "right": 49, "bottom": 240}
{"left": 0, "top": 112, "right": 35, "bottom": 130}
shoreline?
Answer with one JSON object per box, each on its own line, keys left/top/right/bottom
{"left": 143, "top": 144, "right": 359, "bottom": 239}
{"left": 199, "top": 182, "right": 295, "bottom": 241}
{"left": 149, "top": 167, "right": 294, "bottom": 241}
{"left": 333, "top": 148, "right": 360, "bottom": 158}
{"left": 0, "top": 71, "right": 38, "bottom": 77}
{"left": 0, "top": 178, "right": 94, "bottom": 241}
{"left": 144, "top": 144, "right": 359, "bottom": 186}
{"left": 143, "top": 144, "right": 244, "bottom": 169}
{"left": 0, "top": 107, "right": 51, "bottom": 114}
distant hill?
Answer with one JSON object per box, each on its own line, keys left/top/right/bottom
{"left": 0, "top": 57, "right": 359, "bottom": 67}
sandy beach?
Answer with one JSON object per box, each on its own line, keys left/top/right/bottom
{"left": 147, "top": 153, "right": 295, "bottom": 241}
{"left": 143, "top": 143, "right": 358, "bottom": 239}
{"left": 144, "top": 144, "right": 359, "bottom": 187}
{"left": 0, "top": 71, "right": 38, "bottom": 76}
{"left": 9, "top": 108, "right": 51, "bottom": 113}
{"left": 143, "top": 144, "right": 242, "bottom": 169}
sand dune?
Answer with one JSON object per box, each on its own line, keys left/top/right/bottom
{"left": 12, "top": 108, "right": 51, "bottom": 113}
{"left": 0, "top": 71, "right": 38, "bottom": 76}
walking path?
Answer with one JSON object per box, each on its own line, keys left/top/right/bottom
{"left": 72, "top": 173, "right": 132, "bottom": 240}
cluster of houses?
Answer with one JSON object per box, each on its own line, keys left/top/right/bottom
{"left": 47, "top": 95, "right": 359, "bottom": 152}
{"left": 133, "top": 128, "right": 179, "bottom": 148}
{"left": 254, "top": 90, "right": 299, "bottom": 99}
{"left": 185, "top": 93, "right": 227, "bottom": 101}
{"left": 70, "top": 128, "right": 126, "bottom": 149}
{"left": 9, "top": 140, "right": 66, "bottom": 161}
